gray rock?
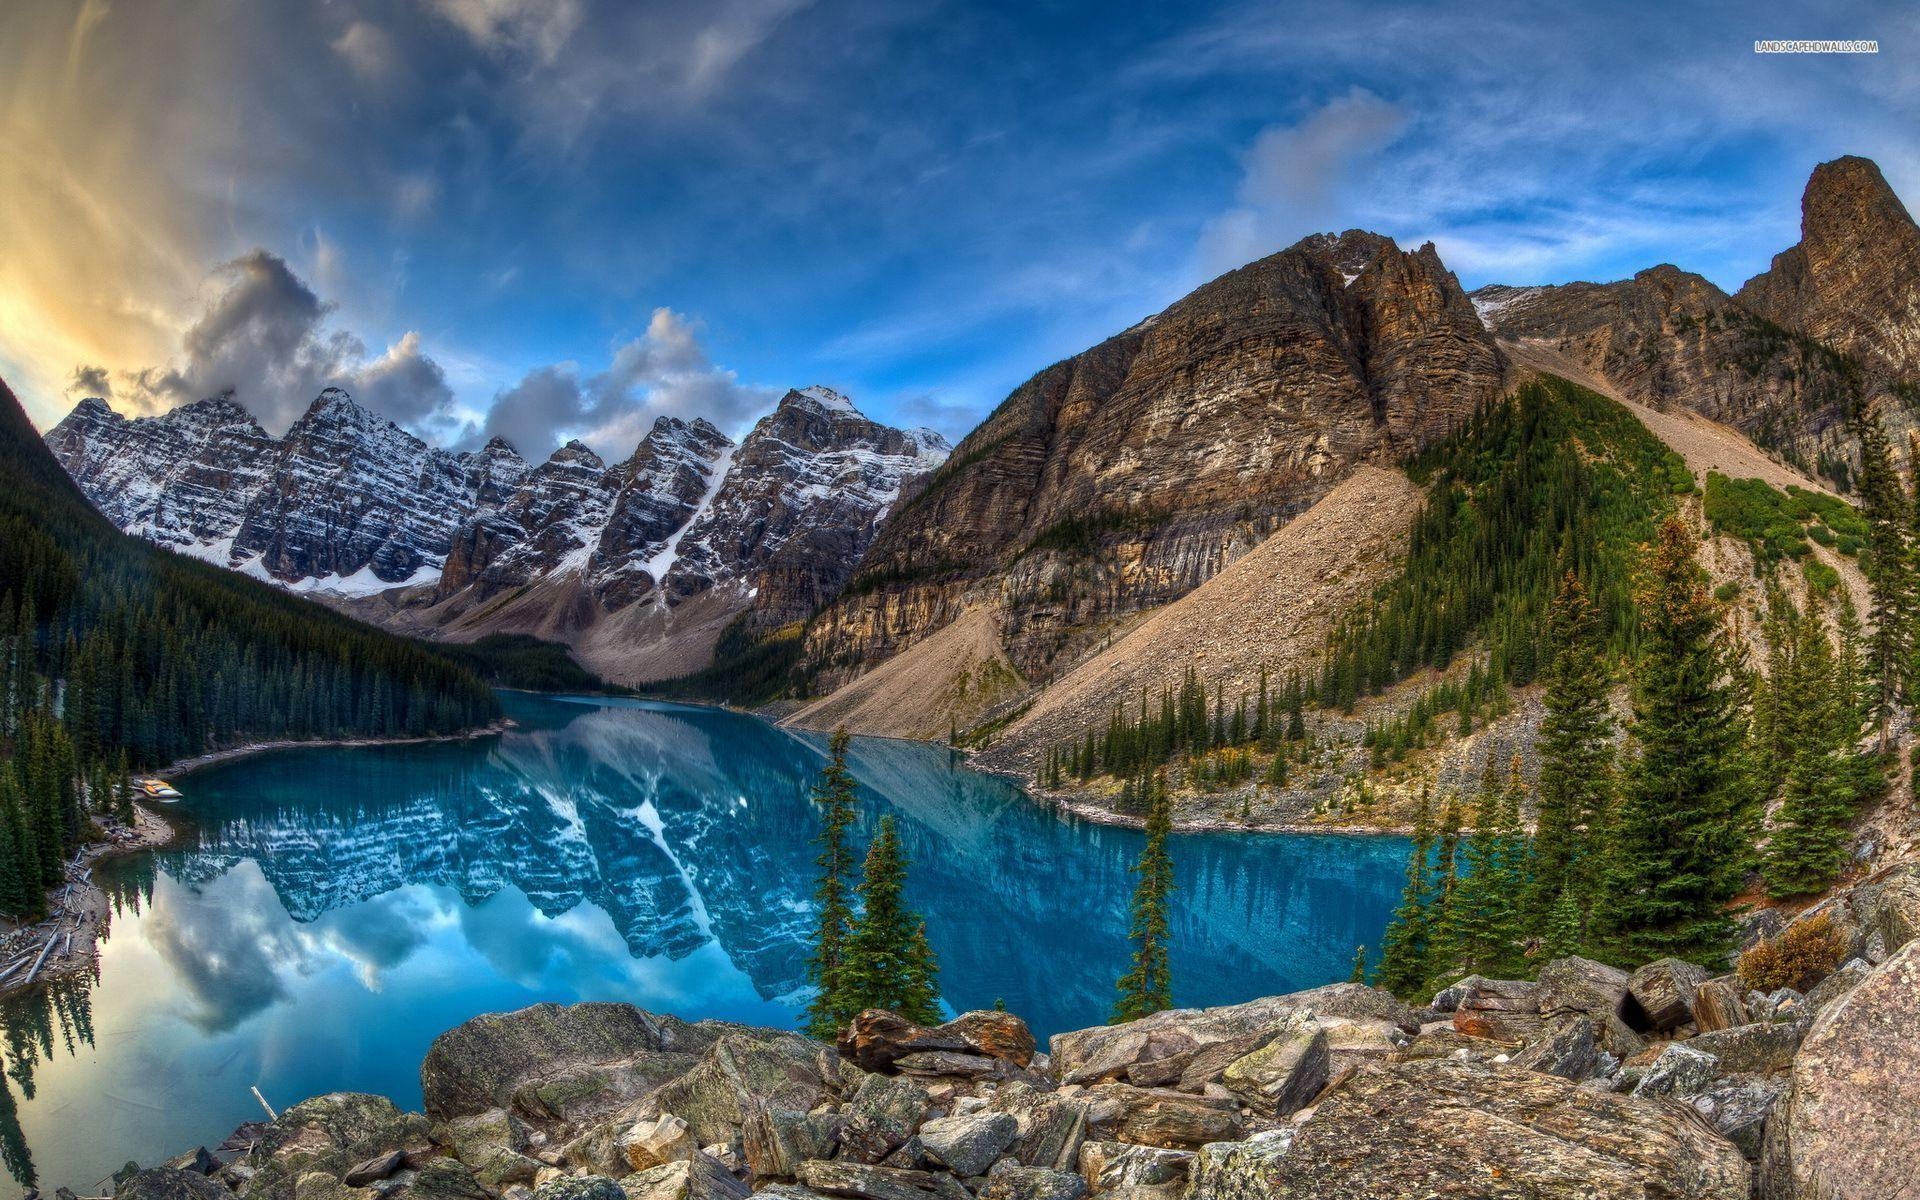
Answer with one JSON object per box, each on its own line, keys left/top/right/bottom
{"left": 1632, "top": 1043, "right": 1719, "bottom": 1100}
{"left": 917, "top": 1113, "right": 1018, "bottom": 1178}
{"left": 742, "top": 1107, "right": 841, "bottom": 1180}
{"left": 1047, "top": 985, "right": 1409, "bottom": 1086}
{"left": 244, "top": 1094, "right": 433, "bottom": 1200}
{"left": 422, "top": 1004, "right": 713, "bottom": 1123}
{"left": 1689, "top": 1080, "right": 1783, "bottom": 1160}
{"left": 1627, "top": 958, "right": 1710, "bottom": 1032}
{"left": 1073, "top": 1141, "right": 1191, "bottom": 1199}
{"left": 1687, "top": 1021, "right": 1804, "bottom": 1076}
{"left": 1428, "top": 975, "right": 1485, "bottom": 1014}
{"left": 1535, "top": 957, "right": 1632, "bottom": 1022}
{"left": 1691, "top": 976, "right": 1750, "bottom": 1033}
{"left": 838, "top": 1075, "right": 933, "bottom": 1164}
{"left": 1450, "top": 978, "right": 1543, "bottom": 1041}
{"left": 1803, "top": 957, "right": 1872, "bottom": 1015}
{"left": 1218, "top": 1020, "right": 1328, "bottom": 1118}
{"left": 974, "top": 1167, "right": 1086, "bottom": 1200}
{"left": 163, "top": 1149, "right": 222, "bottom": 1178}
{"left": 1190, "top": 1059, "right": 1748, "bottom": 1199}
{"left": 1082, "top": 1085, "right": 1241, "bottom": 1150}
{"left": 115, "top": 1169, "right": 232, "bottom": 1200}
{"left": 395, "top": 1159, "right": 492, "bottom": 1200}
{"left": 1740, "top": 908, "right": 1787, "bottom": 950}
{"left": 1508, "top": 1017, "right": 1598, "bottom": 1080}
{"left": 534, "top": 1176, "right": 626, "bottom": 1200}
{"left": 617, "top": 1155, "right": 749, "bottom": 1200}
{"left": 1764, "top": 935, "right": 1920, "bottom": 1200}
{"left": 649, "top": 1033, "right": 832, "bottom": 1147}
{"left": 343, "top": 1152, "right": 408, "bottom": 1187}
{"left": 795, "top": 1161, "right": 965, "bottom": 1200}
{"left": 619, "top": 1114, "right": 696, "bottom": 1173}
{"left": 989, "top": 1087, "right": 1088, "bottom": 1172}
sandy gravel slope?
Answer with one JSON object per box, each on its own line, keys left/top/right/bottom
{"left": 973, "top": 464, "right": 1425, "bottom": 776}
{"left": 783, "top": 605, "right": 1025, "bottom": 741}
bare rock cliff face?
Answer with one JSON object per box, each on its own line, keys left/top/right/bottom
{"left": 1473, "top": 266, "right": 1869, "bottom": 480}
{"left": 804, "top": 230, "right": 1503, "bottom": 686}
{"left": 1736, "top": 155, "right": 1920, "bottom": 383}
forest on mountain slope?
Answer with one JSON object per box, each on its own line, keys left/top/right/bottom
{"left": 0, "top": 377, "right": 499, "bottom": 919}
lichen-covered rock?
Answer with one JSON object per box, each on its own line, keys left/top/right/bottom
{"left": 1218, "top": 1020, "right": 1328, "bottom": 1118}
{"left": 1692, "top": 976, "right": 1751, "bottom": 1034}
{"left": 837, "top": 1075, "right": 932, "bottom": 1164}
{"left": 395, "top": 1158, "right": 493, "bottom": 1200}
{"left": 1803, "top": 958, "right": 1873, "bottom": 1015}
{"left": 1508, "top": 1016, "right": 1598, "bottom": 1080}
{"left": 1687, "top": 1021, "right": 1805, "bottom": 1076}
{"left": 989, "top": 1086, "right": 1088, "bottom": 1172}
{"left": 243, "top": 1094, "right": 432, "bottom": 1200}
{"left": 1189, "top": 1059, "right": 1749, "bottom": 1199}
{"left": 794, "top": 1161, "right": 967, "bottom": 1200}
{"left": 617, "top": 1155, "right": 749, "bottom": 1200}
{"left": 421, "top": 1004, "right": 712, "bottom": 1123}
{"left": 1074, "top": 1141, "right": 1191, "bottom": 1200}
{"left": 646, "top": 1033, "right": 832, "bottom": 1147}
{"left": 1629, "top": 958, "right": 1711, "bottom": 1033}
{"left": 1082, "top": 1085, "right": 1241, "bottom": 1151}
{"left": 917, "top": 1112, "right": 1017, "bottom": 1177}
{"left": 974, "top": 1166, "right": 1087, "bottom": 1200}
{"left": 742, "top": 1106, "right": 842, "bottom": 1181}
{"left": 1536, "top": 956, "right": 1632, "bottom": 1022}
{"left": 533, "top": 1175, "right": 626, "bottom": 1200}
{"left": 1689, "top": 1080, "right": 1783, "bottom": 1161}
{"left": 1763, "top": 935, "right": 1920, "bottom": 1199}
{"left": 115, "top": 1168, "right": 233, "bottom": 1200}
{"left": 1632, "top": 1044, "right": 1720, "bottom": 1100}
{"left": 1047, "top": 985, "right": 1406, "bottom": 1087}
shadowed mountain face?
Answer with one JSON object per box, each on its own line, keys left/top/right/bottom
{"left": 802, "top": 229, "right": 1503, "bottom": 688}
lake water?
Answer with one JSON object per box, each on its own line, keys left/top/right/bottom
{"left": 0, "top": 693, "right": 1407, "bottom": 1196}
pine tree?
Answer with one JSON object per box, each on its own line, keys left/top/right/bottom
{"left": 842, "top": 816, "right": 942, "bottom": 1024}
{"left": 1531, "top": 571, "right": 1614, "bottom": 920}
{"left": 1446, "top": 759, "right": 1527, "bottom": 977}
{"left": 1595, "top": 517, "right": 1751, "bottom": 967}
{"left": 1376, "top": 785, "right": 1436, "bottom": 996}
{"left": 1762, "top": 596, "right": 1871, "bottom": 898}
{"left": 1348, "top": 944, "right": 1368, "bottom": 983}
{"left": 804, "top": 730, "right": 862, "bottom": 1038}
{"left": 1542, "top": 887, "right": 1584, "bottom": 959}
{"left": 1855, "top": 406, "right": 1911, "bottom": 748}
{"left": 1113, "top": 772, "right": 1175, "bottom": 1022}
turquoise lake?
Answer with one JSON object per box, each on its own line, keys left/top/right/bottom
{"left": 0, "top": 693, "right": 1407, "bottom": 1196}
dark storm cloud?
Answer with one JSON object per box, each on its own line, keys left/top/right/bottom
{"left": 117, "top": 250, "right": 457, "bottom": 434}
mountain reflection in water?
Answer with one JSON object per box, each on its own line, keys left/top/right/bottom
{"left": 0, "top": 693, "right": 1407, "bottom": 1196}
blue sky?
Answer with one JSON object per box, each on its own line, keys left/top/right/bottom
{"left": 1, "top": 0, "right": 1914, "bottom": 458}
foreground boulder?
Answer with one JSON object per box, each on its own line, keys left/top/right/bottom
{"left": 840, "top": 1010, "right": 1036, "bottom": 1074}
{"left": 420, "top": 1003, "right": 716, "bottom": 1123}
{"left": 115, "top": 1169, "right": 232, "bottom": 1200}
{"left": 243, "top": 1094, "right": 432, "bottom": 1200}
{"left": 1763, "top": 936, "right": 1920, "bottom": 1199}
{"left": 1189, "top": 1059, "right": 1749, "bottom": 1199}
{"left": 1047, "top": 984, "right": 1411, "bottom": 1087}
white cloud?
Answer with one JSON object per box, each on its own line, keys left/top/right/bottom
{"left": 480, "top": 307, "right": 774, "bottom": 458}
{"left": 1195, "top": 89, "right": 1406, "bottom": 277}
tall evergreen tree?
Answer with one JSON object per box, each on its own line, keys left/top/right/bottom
{"left": 1854, "top": 406, "right": 1911, "bottom": 748}
{"left": 1113, "top": 772, "right": 1175, "bottom": 1021}
{"left": 1376, "top": 785, "right": 1437, "bottom": 996}
{"left": 804, "top": 730, "right": 862, "bottom": 1037}
{"left": 1530, "top": 570, "right": 1614, "bottom": 921}
{"left": 1762, "top": 597, "right": 1872, "bottom": 898}
{"left": 1595, "top": 517, "right": 1751, "bottom": 966}
{"left": 842, "top": 816, "right": 943, "bottom": 1024}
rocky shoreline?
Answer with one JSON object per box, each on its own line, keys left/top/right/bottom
{"left": 98, "top": 861, "right": 1919, "bottom": 1200}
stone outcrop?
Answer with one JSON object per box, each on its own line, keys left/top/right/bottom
{"left": 1188, "top": 1059, "right": 1749, "bottom": 1200}
{"left": 1737, "top": 155, "right": 1920, "bottom": 383}
{"left": 803, "top": 230, "right": 1502, "bottom": 689}
{"left": 1762, "top": 935, "right": 1920, "bottom": 1199}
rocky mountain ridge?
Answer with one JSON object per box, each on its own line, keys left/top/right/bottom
{"left": 47, "top": 385, "right": 947, "bottom": 684}
{"left": 800, "top": 229, "right": 1504, "bottom": 696}
{"left": 106, "top": 858, "right": 1920, "bottom": 1200}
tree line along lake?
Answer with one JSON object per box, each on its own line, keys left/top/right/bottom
{"left": 0, "top": 692, "right": 1407, "bottom": 1197}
